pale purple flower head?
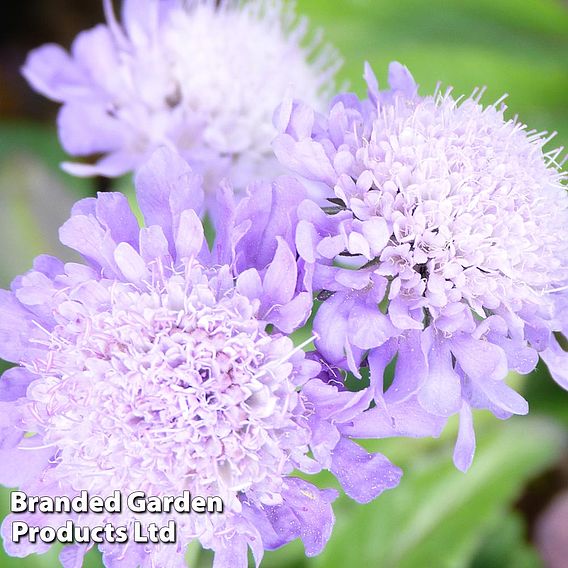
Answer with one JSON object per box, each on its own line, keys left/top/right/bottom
{"left": 22, "top": 0, "right": 339, "bottom": 212}
{"left": 274, "top": 62, "right": 568, "bottom": 471}
{"left": 0, "top": 149, "right": 401, "bottom": 567}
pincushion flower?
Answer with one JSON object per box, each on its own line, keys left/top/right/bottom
{"left": 22, "top": 0, "right": 339, "bottom": 212}
{"left": 274, "top": 62, "right": 568, "bottom": 471}
{"left": 0, "top": 148, "right": 402, "bottom": 567}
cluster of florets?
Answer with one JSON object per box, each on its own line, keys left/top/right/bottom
{"left": 0, "top": 149, "right": 401, "bottom": 567}
{"left": 2, "top": 0, "right": 567, "bottom": 566}
{"left": 274, "top": 61, "right": 568, "bottom": 470}
{"left": 23, "top": 0, "right": 339, "bottom": 211}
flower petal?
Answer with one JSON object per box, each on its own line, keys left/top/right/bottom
{"left": 135, "top": 147, "right": 203, "bottom": 254}
{"left": 265, "top": 478, "right": 337, "bottom": 557}
{"left": 0, "top": 436, "right": 53, "bottom": 486}
{"left": 417, "top": 334, "right": 462, "bottom": 417}
{"left": 388, "top": 61, "right": 418, "bottom": 97}
{"left": 330, "top": 437, "right": 402, "bottom": 503}
{"left": 385, "top": 331, "right": 428, "bottom": 404}
{"left": 0, "top": 291, "right": 46, "bottom": 363}
{"left": 341, "top": 397, "right": 447, "bottom": 439}
{"left": 541, "top": 339, "right": 568, "bottom": 390}
{"left": 59, "top": 544, "right": 89, "bottom": 568}
{"left": 114, "top": 242, "right": 149, "bottom": 284}
{"left": 59, "top": 214, "right": 119, "bottom": 276}
{"left": 450, "top": 334, "right": 508, "bottom": 382}
{"left": 264, "top": 292, "right": 312, "bottom": 334}
{"left": 0, "top": 367, "right": 35, "bottom": 402}
{"left": 313, "top": 293, "right": 352, "bottom": 365}
{"left": 453, "top": 402, "right": 476, "bottom": 472}
{"left": 349, "top": 301, "right": 397, "bottom": 350}
{"left": 95, "top": 192, "right": 139, "bottom": 248}
{"left": 175, "top": 209, "right": 204, "bottom": 261}
{"left": 262, "top": 238, "right": 297, "bottom": 306}
{"left": 58, "top": 103, "right": 126, "bottom": 156}
{"left": 21, "top": 44, "right": 86, "bottom": 102}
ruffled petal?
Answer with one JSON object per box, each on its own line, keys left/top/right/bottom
{"left": 212, "top": 182, "right": 236, "bottom": 265}
{"left": 272, "top": 135, "right": 336, "bottom": 185}
{"left": 450, "top": 333, "right": 508, "bottom": 382}
{"left": 71, "top": 24, "right": 123, "bottom": 94}
{"left": 21, "top": 44, "right": 87, "bottom": 102}
{"left": 363, "top": 61, "right": 379, "bottom": 104}
{"left": 262, "top": 238, "right": 297, "bottom": 306}
{"left": 121, "top": 0, "right": 161, "bottom": 46}
{"left": 262, "top": 478, "right": 337, "bottom": 557}
{"left": 0, "top": 290, "right": 46, "bottom": 363}
{"left": 385, "top": 331, "right": 428, "bottom": 404}
{"left": 387, "top": 61, "right": 418, "bottom": 98}
{"left": 349, "top": 300, "right": 397, "bottom": 350}
{"left": 135, "top": 147, "right": 204, "bottom": 255}
{"left": 59, "top": 214, "right": 120, "bottom": 276}
{"left": 367, "top": 339, "right": 398, "bottom": 399}
{"left": 471, "top": 375, "right": 528, "bottom": 415}
{"left": 304, "top": 380, "right": 373, "bottom": 427}
{"left": 330, "top": 437, "right": 402, "bottom": 503}
{"left": 0, "top": 367, "right": 35, "bottom": 402}
{"left": 95, "top": 192, "right": 140, "bottom": 248}
{"left": 313, "top": 293, "right": 352, "bottom": 365}
{"left": 59, "top": 544, "right": 90, "bottom": 568}
{"left": 235, "top": 177, "right": 305, "bottom": 272}
{"left": 139, "top": 225, "right": 170, "bottom": 264}
{"left": 0, "top": 424, "right": 23, "bottom": 448}
{"left": 306, "top": 414, "right": 340, "bottom": 467}
{"left": 212, "top": 536, "right": 249, "bottom": 568}
{"left": 31, "top": 254, "right": 65, "bottom": 279}
{"left": 264, "top": 292, "right": 312, "bottom": 335}
{"left": 241, "top": 501, "right": 291, "bottom": 552}
{"left": 99, "top": 540, "right": 147, "bottom": 568}
{"left": 295, "top": 219, "right": 318, "bottom": 263}
{"left": 0, "top": 435, "right": 53, "bottom": 486}
{"left": 1, "top": 514, "right": 51, "bottom": 557}
{"left": 388, "top": 295, "right": 424, "bottom": 330}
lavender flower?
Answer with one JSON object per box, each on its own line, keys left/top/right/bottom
{"left": 0, "top": 148, "right": 402, "bottom": 567}
{"left": 274, "top": 62, "right": 568, "bottom": 471}
{"left": 22, "top": 0, "right": 339, "bottom": 212}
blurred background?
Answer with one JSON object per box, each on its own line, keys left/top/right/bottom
{"left": 0, "top": 0, "right": 567, "bottom": 566}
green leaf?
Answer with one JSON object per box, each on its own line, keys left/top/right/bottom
{"left": 0, "top": 122, "right": 91, "bottom": 195}
{"left": 523, "top": 361, "right": 568, "bottom": 428}
{"left": 0, "top": 153, "right": 88, "bottom": 287}
{"left": 309, "top": 417, "right": 563, "bottom": 568}
{"left": 471, "top": 511, "right": 542, "bottom": 568}
{"left": 297, "top": 0, "right": 568, "bottom": 151}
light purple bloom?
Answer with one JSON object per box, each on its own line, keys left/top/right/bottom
{"left": 274, "top": 62, "right": 568, "bottom": 471}
{"left": 22, "top": 0, "right": 339, "bottom": 213}
{"left": 0, "top": 148, "right": 401, "bottom": 567}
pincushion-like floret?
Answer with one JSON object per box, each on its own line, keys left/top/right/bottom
{"left": 275, "top": 62, "right": 568, "bottom": 471}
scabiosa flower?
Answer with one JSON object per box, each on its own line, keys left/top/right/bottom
{"left": 0, "top": 148, "right": 402, "bottom": 567}
{"left": 22, "top": 0, "right": 339, "bottom": 211}
{"left": 274, "top": 62, "right": 568, "bottom": 471}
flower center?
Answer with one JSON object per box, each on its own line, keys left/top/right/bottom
{"left": 328, "top": 95, "right": 568, "bottom": 319}
{"left": 24, "top": 266, "right": 308, "bottom": 504}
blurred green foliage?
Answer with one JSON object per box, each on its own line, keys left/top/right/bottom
{"left": 0, "top": 0, "right": 566, "bottom": 566}
{"left": 313, "top": 418, "right": 562, "bottom": 568}
{"left": 298, "top": 0, "right": 568, "bottom": 151}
